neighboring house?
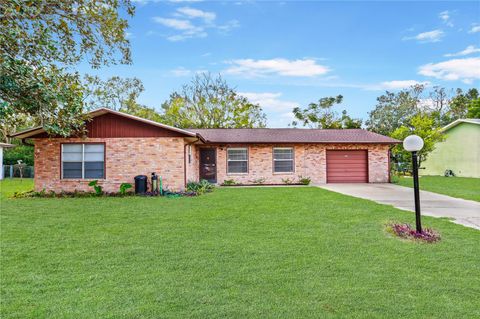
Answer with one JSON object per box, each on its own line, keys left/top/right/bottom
{"left": 0, "top": 143, "right": 14, "bottom": 180}
{"left": 422, "top": 119, "right": 480, "bottom": 178}
{"left": 11, "top": 108, "right": 399, "bottom": 192}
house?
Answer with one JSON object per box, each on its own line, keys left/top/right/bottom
{"left": 10, "top": 108, "right": 400, "bottom": 192}
{"left": 421, "top": 119, "right": 480, "bottom": 178}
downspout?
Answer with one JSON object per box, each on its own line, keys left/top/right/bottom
{"left": 388, "top": 144, "right": 395, "bottom": 183}
{"left": 184, "top": 136, "right": 201, "bottom": 188}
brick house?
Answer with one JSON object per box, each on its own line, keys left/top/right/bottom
{"left": 11, "top": 108, "right": 400, "bottom": 192}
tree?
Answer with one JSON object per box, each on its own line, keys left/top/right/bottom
{"left": 0, "top": 0, "right": 135, "bottom": 138}
{"left": 291, "top": 95, "right": 362, "bottom": 129}
{"left": 121, "top": 102, "right": 165, "bottom": 123}
{"left": 161, "top": 73, "right": 267, "bottom": 128}
{"left": 366, "top": 84, "right": 424, "bottom": 136}
{"left": 1, "top": 0, "right": 134, "bottom": 68}
{"left": 466, "top": 98, "right": 480, "bottom": 118}
{"left": 450, "top": 88, "right": 479, "bottom": 120}
{"left": 390, "top": 113, "right": 444, "bottom": 167}
{"left": 83, "top": 75, "right": 144, "bottom": 111}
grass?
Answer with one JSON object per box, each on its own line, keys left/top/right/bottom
{"left": 0, "top": 178, "right": 34, "bottom": 200}
{"left": 1, "top": 179, "right": 479, "bottom": 318}
{"left": 397, "top": 175, "right": 480, "bottom": 202}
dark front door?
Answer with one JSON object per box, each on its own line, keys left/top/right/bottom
{"left": 199, "top": 148, "right": 217, "bottom": 183}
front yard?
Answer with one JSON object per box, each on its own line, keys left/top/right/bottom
{"left": 398, "top": 175, "right": 480, "bottom": 202}
{"left": 1, "top": 180, "right": 479, "bottom": 318}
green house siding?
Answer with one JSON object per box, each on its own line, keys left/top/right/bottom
{"left": 422, "top": 122, "right": 480, "bottom": 178}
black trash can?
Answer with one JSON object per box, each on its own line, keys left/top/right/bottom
{"left": 134, "top": 175, "right": 148, "bottom": 194}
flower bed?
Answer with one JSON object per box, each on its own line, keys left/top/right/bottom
{"left": 386, "top": 222, "right": 441, "bottom": 243}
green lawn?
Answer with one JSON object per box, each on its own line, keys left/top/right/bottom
{"left": 1, "top": 180, "right": 479, "bottom": 318}
{"left": 397, "top": 175, "right": 480, "bottom": 202}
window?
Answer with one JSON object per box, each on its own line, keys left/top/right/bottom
{"left": 273, "top": 147, "right": 294, "bottom": 173}
{"left": 227, "top": 148, "right": 248, "bottom": 174}
{"left": 62, "top": 144, "right": 105, "bottom": 179}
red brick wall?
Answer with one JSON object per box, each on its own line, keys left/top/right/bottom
{"left": 194, "top": 143, "right": 390, "bottom": 185}
{"left": 34, "top": 139, "right": 391, "bottom": 193}
{"left": 33, "top": 137, "right": 186, "bottom": 193}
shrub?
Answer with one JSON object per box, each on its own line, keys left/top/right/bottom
{"left": 119, "top": 183, "right": 133, "bottom": 195}
{"left": 186, "top": 179, "right": 215, "bottom": 194}
{"left": 88, "top": 180, "right": 103, "bottom": 195}
{"left": 297, "top": 176, "right": 311, "bottom": 185}
{"left": 281, "top": 178, "right": 294, "bottom": 185}
{"left": 251, "top": 177, "right": 266, "bottom": 185}
{"left": 221, "top": 179, "right": 237, "bottom": 186}
{"left": 386, "top": 222, "right": 440, "bottom": 243}
{"left": 390, "top": 173, "right": 400, "bottom": 184}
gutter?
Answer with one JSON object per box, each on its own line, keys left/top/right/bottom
{"left": 184, "top": 137, "right": 202, "bottom": 188}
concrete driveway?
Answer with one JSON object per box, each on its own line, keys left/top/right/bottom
{"left": 319, "top": 183, "right": 480, "bottom": 230}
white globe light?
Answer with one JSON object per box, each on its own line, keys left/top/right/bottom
{"left": 403, "top": 135, "right": 424, "bottom": 152}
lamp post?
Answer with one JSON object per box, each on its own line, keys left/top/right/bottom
{"left": 403, "top": 135, "right": 424, "bottom": 233}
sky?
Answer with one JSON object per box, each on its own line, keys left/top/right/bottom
{"left": 81, "top": 0, "right": 480, "bottom": 127}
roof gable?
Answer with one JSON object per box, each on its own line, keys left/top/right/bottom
{"left": 442, "top": 119, "right": 480, "bottom": 132}
{"left": 10, "top": 108, "right": 198, "bottom": 139}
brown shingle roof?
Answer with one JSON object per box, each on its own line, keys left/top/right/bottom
{"left": 190, "top": 128, "right": 400, "bottom": 144}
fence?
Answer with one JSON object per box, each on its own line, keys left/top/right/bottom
{"left": 3, "top": 165, "right": 35, "bottom": 178}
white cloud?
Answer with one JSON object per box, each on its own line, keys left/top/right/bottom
{"left": 217, "top": 19, "right": 240, "bottom": 33}
{"left": 239, "top": 92, "right": 300, "bottom": 111}
{"left": 403, "top": 29, "right": 444, "bottom": 43}
{"left": 379, "top": 80, "right": 431, "bottom": 90}
{"left": 439, "top": 10, "right": 453, "bottom": 27}
{"left": 153, "top": 17, "right": 195, "bottom": 30}
{"left": 176, "top": 7, "right": 215, "bottom": 23}
{"left": 444, "top": 45, "right": 480, "bottom": 57}
{"left": 152, "top": 17, "right": 206, "bottom": 41}
{"left": 152, "top": 5, "right": 237, "bottom": 41}
{"left": 170, "top": 67, "right": 192, "bottom": 77}
{"left": 240, "top": 92, "right": 299, "bottom": 127}
{"left": 418, "top": 57, "right": 480, "bottom": 84}
{"left": 225, "top": 58, "right": 330, "bottom": 77}
{"left": 469, "top": 24, "right": 480, "bottom": 33}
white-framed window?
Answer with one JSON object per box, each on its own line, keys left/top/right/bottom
{"left": 273, "top": 147, "right": 294, "bottom": 173}
{"left": 227, "top": 148, "right": 248, "bottom": 174}
{"left": 61, "top": 144, "right": 105, "bottom": 179}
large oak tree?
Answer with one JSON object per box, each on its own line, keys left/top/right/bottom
{"left": 0, "top": 0, "right": 135, "bottom": 138}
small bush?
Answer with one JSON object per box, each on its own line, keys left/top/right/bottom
{"left": 297, "top": 176, "right": 311, "bottom": 185}
{"left": 221, "top": 179, "right": 238, "bottom": 186}
{"left": 386, "top": 222, "right": 440, "bottom": 243}
{"left": 251, "top": 177, "right": 266, "bottom": 185}
{"left": 119, "top": 183, "right": 133, "bottom": 195}
{"left": 186, "top": 179, "right": 215, "bottom": 194}
{"left": 281, "top": 178, "right": 294, "bottom": 185}
{"left": 88, "top": 180, "right": 103, "bottom": 195}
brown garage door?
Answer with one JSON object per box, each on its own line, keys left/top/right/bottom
{"left": 326, "top": 150, "right": 368, "bottom": 183}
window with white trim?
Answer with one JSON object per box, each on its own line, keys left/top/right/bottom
{"left": 227, "top": 148, "right": 248, "bottom": 174}
{"left": 62, "top": 144, "right": 105, "bottom": 179}
{"left": 273, "top": 147, "right": 294, "bottom": 173}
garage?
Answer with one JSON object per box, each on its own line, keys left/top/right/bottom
{"left": 326, "top": 150, "right": 368, "bottom": 183}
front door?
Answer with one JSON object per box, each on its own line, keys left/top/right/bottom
{"left": 199, "top": 148, "right": 217, "bottom": 183}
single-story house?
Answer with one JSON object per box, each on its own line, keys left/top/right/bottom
{"left": 11, "top": 108, "right": 400, "bottom": 192}
{"left": 422, "top": 118, "right": 480, "bottom": 178}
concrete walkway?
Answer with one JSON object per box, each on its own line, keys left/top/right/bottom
{"left": 319, "top": 183, "right": 480, "bottom": 230}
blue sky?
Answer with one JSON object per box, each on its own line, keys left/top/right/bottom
{"left": 82, "top": 0, "right": 480, "bottom": 127}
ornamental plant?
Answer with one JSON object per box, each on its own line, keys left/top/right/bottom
{"left": 386, "top": 222, "right": 440, "bottom": 243}
{"left": 88, "top": 180, "right": 103, "bottom": 196}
